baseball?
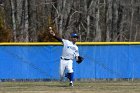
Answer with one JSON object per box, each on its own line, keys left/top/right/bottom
{"left": 49, "top": 27, "right": 52, "bottom": 30}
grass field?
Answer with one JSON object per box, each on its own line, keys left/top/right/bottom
{"left": 0, "top": 80, "right": 140, "bottom": 93}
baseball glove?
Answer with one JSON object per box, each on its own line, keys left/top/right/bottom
{"left": 76, "top": 56, "right": 84, "bottom": 64}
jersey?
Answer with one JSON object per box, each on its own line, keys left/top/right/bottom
{"left": 61, "top": 39, "right": 79, "bottom": 60}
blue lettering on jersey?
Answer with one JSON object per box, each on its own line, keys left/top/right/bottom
{"left": 67, "top": 46, "right": 76, "bottom": 51}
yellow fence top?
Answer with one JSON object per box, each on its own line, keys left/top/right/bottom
{"left": 0, "top": 42, "right": 140, "bottom": 46}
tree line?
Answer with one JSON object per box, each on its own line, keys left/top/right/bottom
{"left": 0, "top": 0, "right": 140, "bottom": 42}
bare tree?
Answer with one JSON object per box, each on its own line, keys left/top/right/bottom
{"left": 10, "top": 0, "right": 17, "bottom": 41}
{"left": 2, "top": 0, "right": 140, "bottom": 42}
{"left": 27, "top": 0, "right": 37, "bottom": 41}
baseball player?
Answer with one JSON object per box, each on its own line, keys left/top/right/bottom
{"left": 49, "top": 27, "right": 79, "bottom": 87}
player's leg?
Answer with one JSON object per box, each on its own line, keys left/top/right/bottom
{"left": 66, "top": 60, "right": 74, "bottom": 86}
{"left": 65, "top": 72, "right": 74, "bottom": 81}
{"left": 59, "top": 59, "right": 66, "bottom": 81}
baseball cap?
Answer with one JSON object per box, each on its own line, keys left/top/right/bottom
{"left": 71, "top": 33, "right": 79, "bottom": 38}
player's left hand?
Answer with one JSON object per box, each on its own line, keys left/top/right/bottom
{"left": 76, "top": 56, "right": 84, "bottom": 64}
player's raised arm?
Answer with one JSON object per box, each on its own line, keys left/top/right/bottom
{"left": 49, "top": 27, "right": 62, "bottom": 42}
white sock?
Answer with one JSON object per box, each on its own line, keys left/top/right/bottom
{"left": 70, "top": 81, "right": 73, "bottom": 83}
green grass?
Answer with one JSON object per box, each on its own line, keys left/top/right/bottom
{"left": 0, "top": 80, "right": 140, "bottom": 93}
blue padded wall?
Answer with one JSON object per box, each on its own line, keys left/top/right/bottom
{"left": 0, "top": 45, "right": 140, "bottom": 79}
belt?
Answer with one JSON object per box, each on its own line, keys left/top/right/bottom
{"left": 61, "top": 57, "right": 71, "bottom": 60}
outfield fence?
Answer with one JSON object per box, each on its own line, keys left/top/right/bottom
{"left": 0, "top": 42, "right": 140, "bottom": 81}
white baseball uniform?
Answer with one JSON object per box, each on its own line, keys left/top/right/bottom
{"left": 60, "top": 39, "right": 79, "bottom": 78}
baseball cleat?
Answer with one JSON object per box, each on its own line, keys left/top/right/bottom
{"left": 69, "top": 82, "right": 74, "bottom": 87}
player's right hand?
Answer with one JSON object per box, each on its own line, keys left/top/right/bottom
{"left": 49, "top": 27, "right": 55, "bottom": 36}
